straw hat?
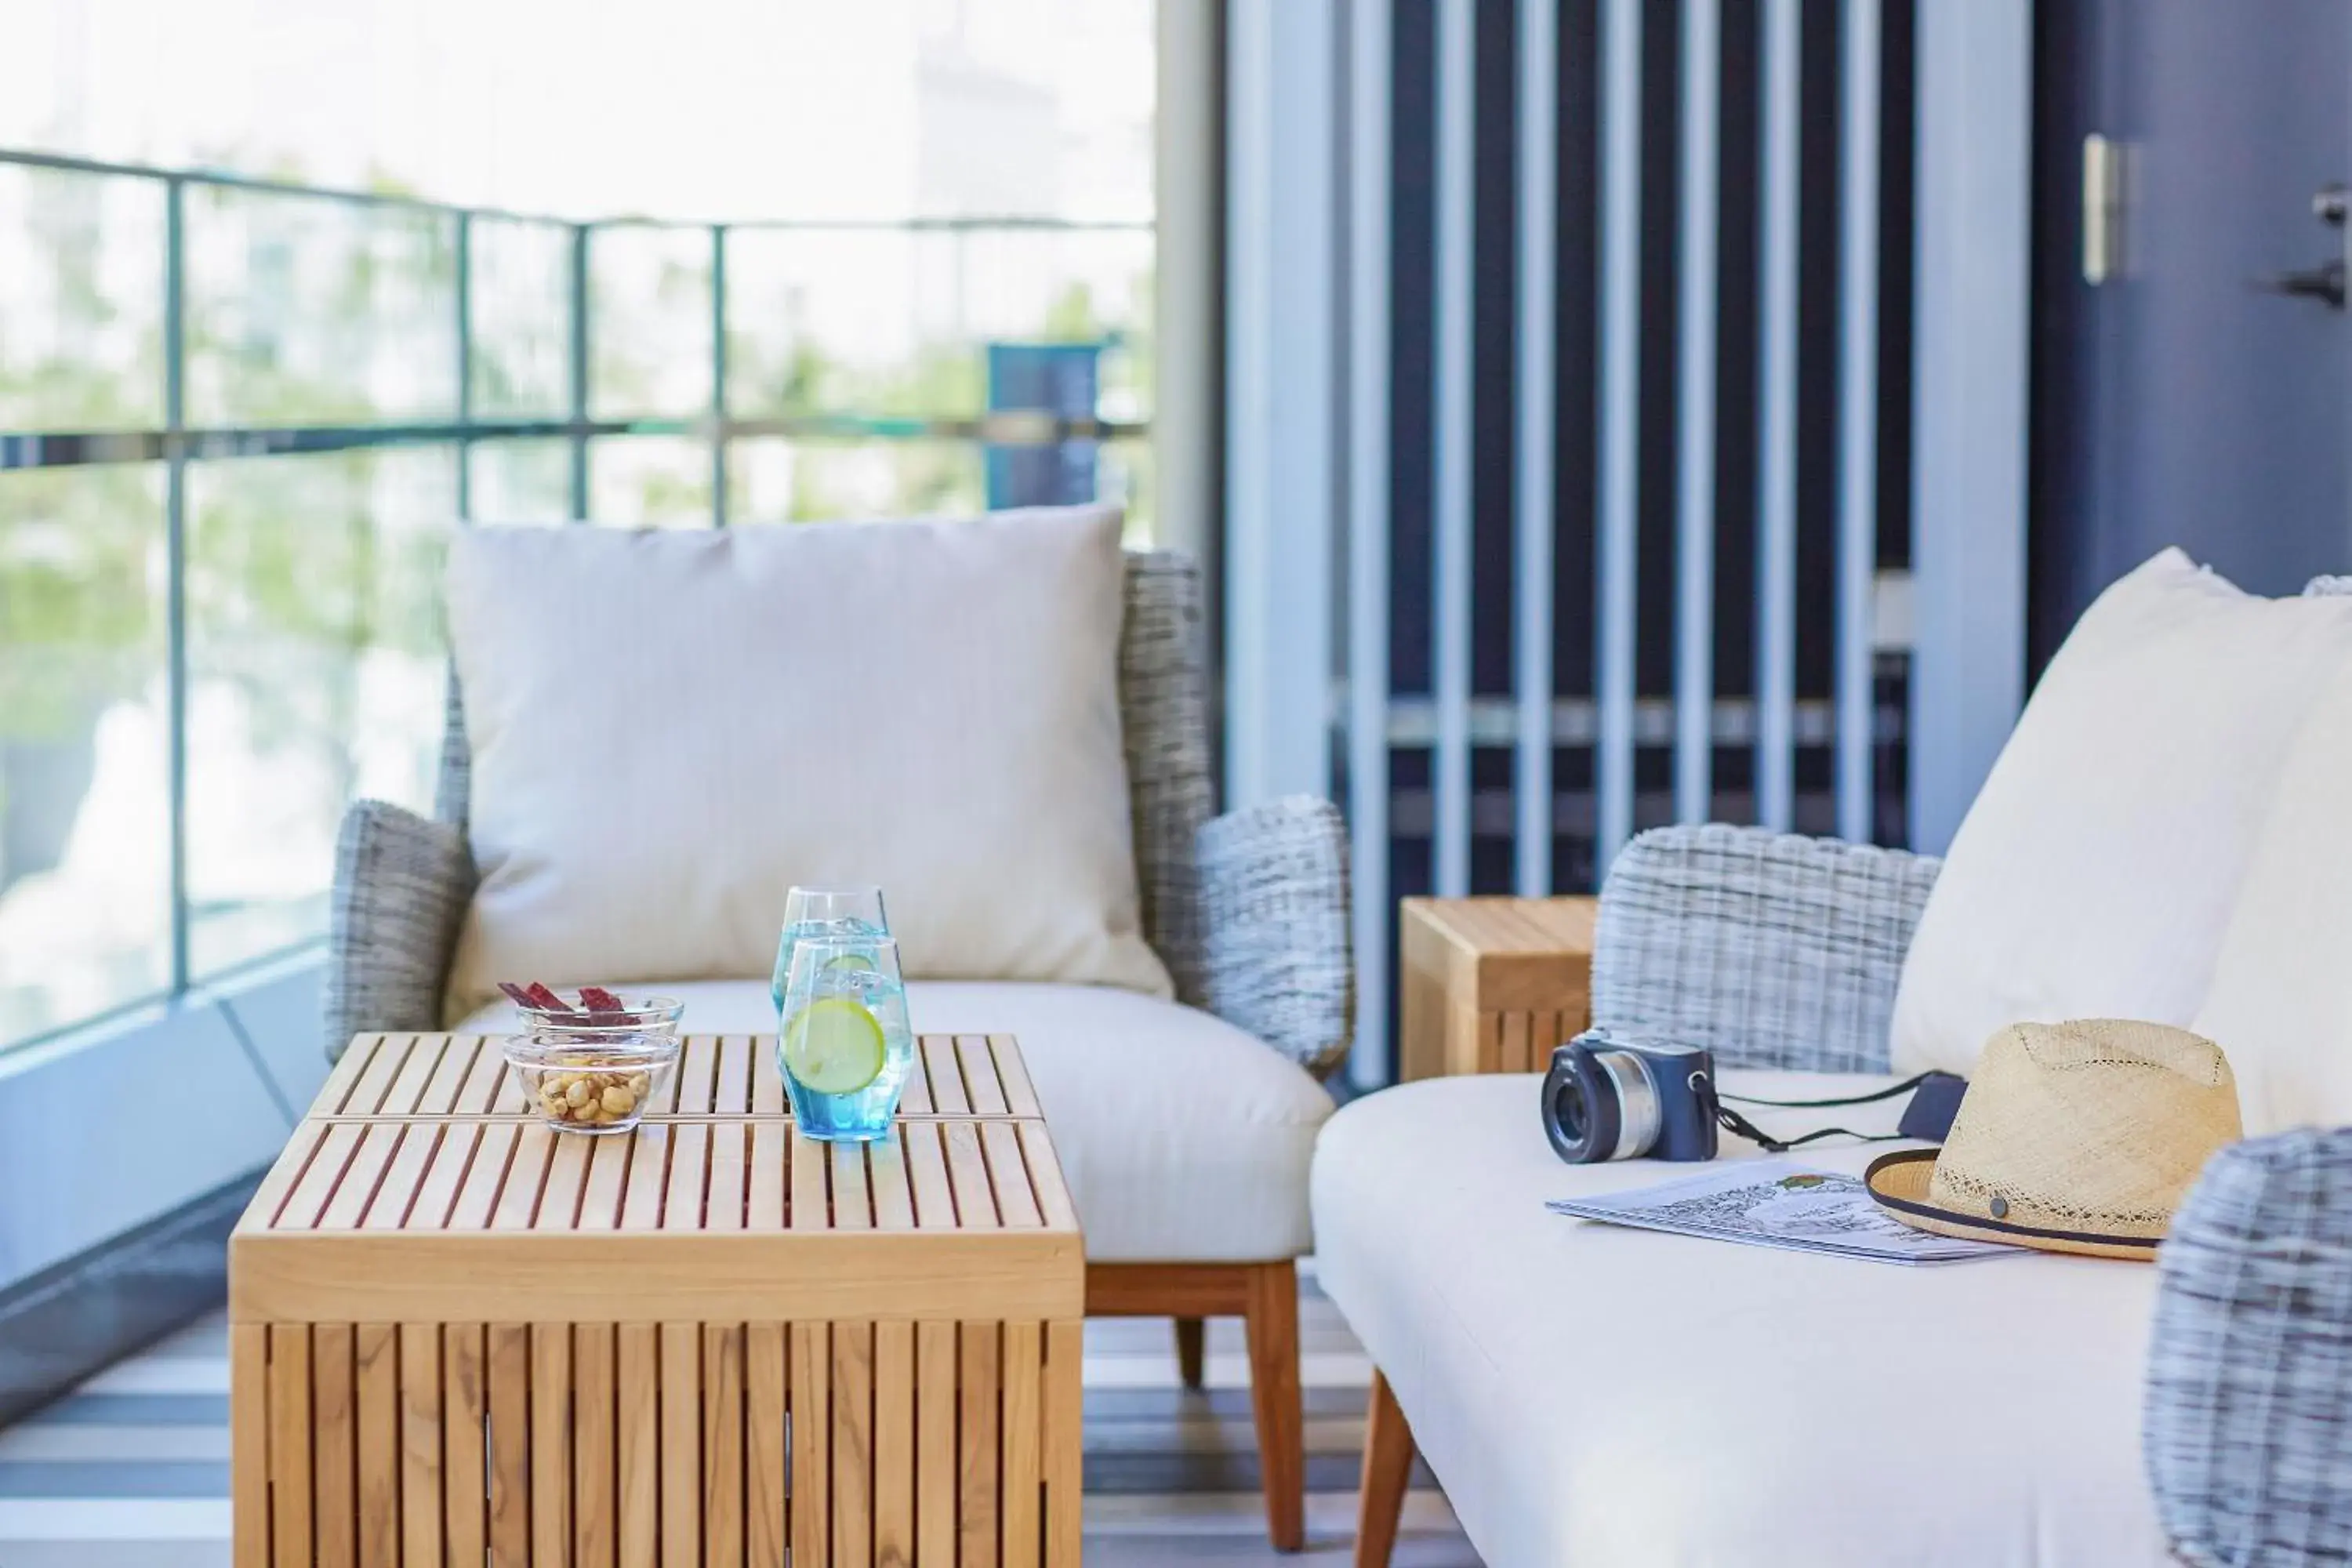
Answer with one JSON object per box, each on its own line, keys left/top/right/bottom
{"left": 1864, "top": 1019, "right": 2242, "bottom": 1261}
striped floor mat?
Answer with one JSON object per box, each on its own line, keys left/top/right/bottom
{"left": 0, "top": 1269, "right": 1479, "bottom": 1566}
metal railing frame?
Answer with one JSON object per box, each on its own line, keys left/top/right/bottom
{"left": 0, "top": 145, "right": 1151, "bottom": 1040}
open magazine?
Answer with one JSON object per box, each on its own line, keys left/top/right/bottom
{"left": 1546, "top": 1159, "right": 2020, "bottom": 1265}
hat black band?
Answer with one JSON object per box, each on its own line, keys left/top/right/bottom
{"left": 1864, "top": 1150, "right": 2162, "bottom": 1254}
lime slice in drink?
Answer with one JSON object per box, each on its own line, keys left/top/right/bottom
{"left": 783, "top": 997, "right": 887, "bottom": 1094}
{"left": 822, "top": 951, "right": 878, "bottom": 974}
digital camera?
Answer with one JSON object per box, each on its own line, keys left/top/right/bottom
{"left": 1542, "top": 1029, "right": 1719, "bottom": 1163}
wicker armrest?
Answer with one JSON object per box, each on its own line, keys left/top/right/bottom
{"left": 2146, "top": 1131, "right": 2352, "bottom": 1565}
{"left": 323, "top": 800, "right": 474, "bottom": 1062}
{"left": 1196, "top": 796, "right": 1353, "bottom": 1078}
{"left": 1592, "top": 823, "right": 1942, "bottom": 1073}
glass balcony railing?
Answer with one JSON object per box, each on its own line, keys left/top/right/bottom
{"left": 0, "top": 147, "right": 1155, "bottom": 1051}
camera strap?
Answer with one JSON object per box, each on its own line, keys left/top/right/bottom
{"left": 1701, "top": 1071, "right": 1952, "bottom": 1155}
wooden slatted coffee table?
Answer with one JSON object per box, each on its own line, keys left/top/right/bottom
{"left": 230, "top": 1032, "right": 1083, "bottom": 1567}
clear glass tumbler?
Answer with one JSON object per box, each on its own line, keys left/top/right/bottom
{"left": 776, "top": 932, "right": 915, "bottom": 1142}
{"left": 771, "top": 885, "right": 891, "bottom": 1011}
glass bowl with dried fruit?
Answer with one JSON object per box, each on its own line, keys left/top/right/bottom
{"left": 503, "top": 1032, "right": 680, "bottom": 1135}
{"left": 499, "top": 982, "right": 685, "bottom": 1040}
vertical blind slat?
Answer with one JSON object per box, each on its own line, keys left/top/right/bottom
{"left": 1755, "top": 0, "right": 1802, "bottom": 832}
{"left": 1595, "top": 0, "right": 1644, "bottom": 874}
{"left": 1836, "top": 0, "right": 1884, "bottom": 843}
{"left": 1673, "top": 0, "right": 1721, "bottom": 825}
{"left": 1432, "top": 0, "right": 1477, "bottom": 898}
{"left": 1347, "top": 0, "right": 1394, "bottom": 1086}
{"left": 1513, "top": 0, "right": 1559, "bottom": 895}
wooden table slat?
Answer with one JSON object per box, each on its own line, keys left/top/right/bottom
{"left": 534, "top": 1131, "right": 593, "bottom": 1232}
{"left": 921, "top": 1036, "right": 970, "bottom": 1116}
{"left": 747, "top": 1124, "right": 786, "bottom": 1232}
{"left": 673, "top": 1036, "right": 718, "bottom": 1116}
{"left": 358, "top": 1123, "right": 441, "bottom": 1232}
{"left": 316, "top": 1036, "right": 383, "bottom": 1117}
{"left": 715, "top": 1036, "right": 753, "bottom": 1117}
{"left": 991, "top": 1035, "right": 1042, "bottom": 1118}
{"left": 414, "top": 1035, "right": 480, "bottom": 1117}
{"left": 904, "top": 1121, "right": 957, "bottom": 1230}
{"left": 488, "top": 1127, "right": 556, "bottom": 1232}
{"left": 446, "top": 1123, "right": 516, "bottom": 1232}
{"left": 981, "top": 1123, "right": 1043, "bottom": 1229}
{"left": 789, "top": 1127, "right": 829, "bottom": 1232}
{"left": 241, "top": 1123, "right": 328, "bottom": 1234}
{"left": 942, "top": 1123, "right": 1000, "bottom": 1231}
{"left": 831, "top": 1143, "right": 872, "bottom": 1232}
{"left": 898, "top": 1045, "right": 935, "bottom": 1115}
{"left": 1016, "top": 1122, "right": 1081, "bottom": 1234}
{"left": 576, "top": 1131, "right": 633, "bottom": 1233}
{"left": 343, "top": 1035, "right": 417, "bottom": 1119}
{"left": 379, "top": 1036, "right": 451, "bottom": 1117}
{"left": 278, "top": 1125, "right": 366, "bottom": 1233}
{"left": 958, "top": 1036, "right": 1010, "bottom": 1116}
{"left": 869, "top": 1136, "right": 916, "bottom": 1231}
{"left": 705, "top": 1120, "right": 747, "bottom": 1233}
{"left": 619, "top": 1125, "right": 672, "bottom": 1231}
{"left": 662, "top": 1124, "right": 711, "bottom": 1234}
{"left": 453, "top": 1038, "right": 507, "bottom": 1116}
{"left": 750, "top": 1041, "right": 786, "bottom": 1116}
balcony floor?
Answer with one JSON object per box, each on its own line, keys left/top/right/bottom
{"left": 0, "top": 1265, "right": 1477, "bottom": 1566}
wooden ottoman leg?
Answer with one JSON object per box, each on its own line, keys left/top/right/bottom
{"left": 1174, "top": 1316, "right": 1207, "bottom": 1389}
{"left": 1356, "top": 1369, "right": 1417, "bottom": 1568}
{"left": 1244, "top": 1261, "right": 1306, "bottom": 1552}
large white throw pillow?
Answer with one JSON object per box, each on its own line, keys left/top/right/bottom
{"left": 441, "top": 508, "right": 1171, "bottom": 1019}
{"left": 1891, "top": 548, "right": 2352, "bottom": 1078}
{"left": 2192, "top": 657, "right": 2352, "bottom": 1133}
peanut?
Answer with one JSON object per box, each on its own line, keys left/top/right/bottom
{"left": 532, "top": 1066, "right": 655, "bottom": 1129}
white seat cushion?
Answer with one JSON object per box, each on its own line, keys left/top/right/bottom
{"left": 1312, "top": 1074, "right": 2169, "bottom": 1568}
{"left": 456, "top": 979, "right": 1333, "bottom": 1262}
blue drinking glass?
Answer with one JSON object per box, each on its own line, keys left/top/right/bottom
{"left": 771, "top": 885, "right": 891, "bottom": 1011}
{"left": 776, "top": 933, "right": 916, "bottom": 1142}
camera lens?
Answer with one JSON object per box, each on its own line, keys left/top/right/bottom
{"left": 1595, "top": 1050, "right": 1662, "bottom": 1160}
{"left": 1544, "top": 1040, "right": 1664, "bottom": 1163}
{"left": 1554, "top": 1076, "right": 1590, "bottom": 1145}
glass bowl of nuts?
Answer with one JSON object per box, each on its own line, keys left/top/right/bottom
{"left": 503, "top": 1032, "right": 680, "bottom": 1135}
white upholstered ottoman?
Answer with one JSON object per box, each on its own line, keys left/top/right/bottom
{"left": 1312, "top": 1074, "right": 2173, "bottom": 1568}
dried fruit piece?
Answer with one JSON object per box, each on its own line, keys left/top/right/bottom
{"left": 499, "top": 981, "right": 539, "bottom": 1010}
{"left": 524, "top": 982, "right": 572, "bottom": 1012}
{"left": 579, "top": 985, "right": 626, "bottom": 1012}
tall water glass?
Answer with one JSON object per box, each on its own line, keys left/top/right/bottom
{"left": 772, "top": 884, "right": 891, "bottom": 1011}
{"left": 777, "top": 934, "right": 916, "bottom": 1142}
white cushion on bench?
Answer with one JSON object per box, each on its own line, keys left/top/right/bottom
{"left": 456, "top": 978, "right": 1333, "bottom": 1262}
{"left": 1312, "top": 1074, "right": 2169, "bottom": 1568}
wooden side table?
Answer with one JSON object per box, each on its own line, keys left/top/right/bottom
{"left": 1399, "top": 896, "right": 1599, "bottom": 1079}
{"left": 230, "top": 1031, "right": 1083, "bottom": 1568}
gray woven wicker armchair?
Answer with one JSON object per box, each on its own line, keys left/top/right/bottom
{"left": 1594, "top": 822, "right": 2352, "bottom": 1566}
{"left": 322, "top": 549, "right": 1350, "bottom": 1552}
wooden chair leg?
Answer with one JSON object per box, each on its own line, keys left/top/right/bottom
{"left": 1356, "top": 1369, "right": 1416, "bottom": 1568}
{"left": 1243, "top": 1261, "right": 1306, "bottom": 1552}
{"left": 1174, "top": 1316, "right": 1207, "bottom": 1390}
